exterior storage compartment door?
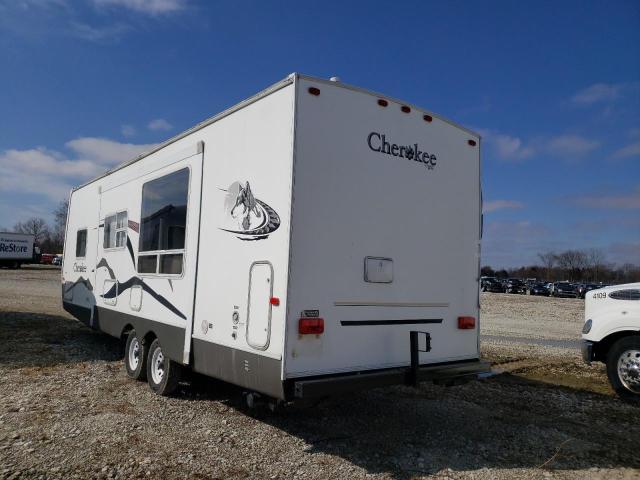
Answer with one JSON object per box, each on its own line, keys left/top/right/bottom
{"left": 246, "top": 261, "right": 273, "bottom": 350}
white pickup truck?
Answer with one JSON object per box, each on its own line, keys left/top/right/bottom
{"left": 582, "top": 282, "right": 640, "bottom": 402}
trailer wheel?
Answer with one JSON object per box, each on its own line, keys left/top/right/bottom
{"left": 606, "top": 336, "right": 640, "bottom": 403}
{"left": 146, "top": 339, "right": 182, "bottom": 396}
{"left": 124, "top": 330, "right": 147, "bottom": 381}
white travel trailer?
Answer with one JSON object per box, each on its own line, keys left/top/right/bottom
{"left": 62, "top": 73, "right": 489, "bottom": 401}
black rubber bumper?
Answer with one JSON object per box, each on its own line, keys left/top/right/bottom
{"left": 581, "top": 340, "right": 594, "bottom": 364}
{"left": 292, "top": 359, "right": 492, "bottom": 399}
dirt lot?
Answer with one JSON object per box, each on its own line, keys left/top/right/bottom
{"left": 1, "top": 267, "right": 638, "bottom": 480}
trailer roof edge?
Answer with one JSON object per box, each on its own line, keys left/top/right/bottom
{"left": 296, "top": 74, "right": 481, "bottom": 139}
{"left": 72, "top": 75, "right": 297, "bottom": 192}
{"left": 72, "top": 73, "right": 479, "bottom": 192}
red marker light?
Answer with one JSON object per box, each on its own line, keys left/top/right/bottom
{"left": 423, "top": 114, "right": 433, "bottom": 122}
{"left": 401, "top": 105, "right": 411, "bottom": 113}
{"left": 308, "top": 87, "right": 320, "bottom": 96}
{"left": 270, "top": 297, "right": 280, "bottom": 306}
{"left": 468, "top": 139, "right": 477, "bottom": 147}
{"left": 458, "top": 316, "right": 476, "bottom": 329}
{"left": 378, "top": 99, "right": 388, "bottom": 107}
{"left": 299, "top": 318, "right": 324, "bottom": 335}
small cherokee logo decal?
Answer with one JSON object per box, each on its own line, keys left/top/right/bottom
{"left": 219, "top": 181, "right": 280, "bottom": 241}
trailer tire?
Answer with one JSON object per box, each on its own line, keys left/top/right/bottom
{"left": 146, "top": 339, "right": 182, "bottom": 396}
{"left": 124, "top": 330, "right": 147, "bottom": 381}
{"left": 606, "top": 336, "right": 640, "bottom": 403}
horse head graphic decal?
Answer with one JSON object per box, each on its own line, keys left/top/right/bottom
{"left": 220, "top": 181, "right": 280, "bottom": 241}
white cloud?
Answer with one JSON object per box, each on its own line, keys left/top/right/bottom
{"left": 70, "top": 21, "right": 130, "bottom": 42}
{"left": 611, "top": 142, "right": 640, "bottom": 159}
{"left": 570, "top": 82, "right": 640, "bottom": 106}
{"left": 492, "top": 134, "right": 535, "bottom": 160}
{"left": 148, "top": 118, "right": 173, "bottom": 131}
{"left": 479, "top": 128, "right": 600, "bottom": 162}
{"left": 93, "top": 0, "right": 187, "bottom": 15}
{"left": 483, "top": 200, "right": 525, "bottom": 213}
{"left": 0, "top": 138, "right": 156, "bottom": 201}
{"left": 477, "top": 129, "right": 534, "bottom": 161}
{"left": 571, "top": 187, "right": 640, "bottom": 210}
{"left": 121, "top": 124, "right": 136, "bottom": 137}
{"left": 66, "top": 137, "right": 155, "bottom": 165}
{"left": 571, "top": 83, "right": 621, "bottom": 105}
{"left": 545, "top": 134, "right": 599, "bottom": 157}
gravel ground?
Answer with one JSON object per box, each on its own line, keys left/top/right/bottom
{"left": 1, "top": 267, "right": 639, "bottom": 480}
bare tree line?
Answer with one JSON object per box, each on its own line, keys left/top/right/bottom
{"left": 7, "top": 200, "right": 69, "bottom": 254}
{"left": 483, "top": 248, "right": 640, "bottom": 284}
{"left": 3, "top": 201, "right": 639, "bottom": 283}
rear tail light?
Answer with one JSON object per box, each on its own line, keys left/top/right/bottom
{"left": 299, "top": 318, "right": 324, "bottom": 335}
{"left": 458, "top": 316, "right": 476, "bottom": 329}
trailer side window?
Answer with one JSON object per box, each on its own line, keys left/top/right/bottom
{"left": 76, "top": 229, "right": 87, "bottom": 258}
{"left": 104, "top": 211, "right": 128, "bottom": 249}
{"left": 138, "top": 168, "right": 189, "bottom": 275}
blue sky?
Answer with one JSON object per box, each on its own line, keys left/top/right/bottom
{"left": 0, "top": 0, "right": 638, "bottom": 267}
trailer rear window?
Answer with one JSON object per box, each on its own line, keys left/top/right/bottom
{"left": 138, "top": 168, "right": 189, "bottom": 275}
{"left": 76, "top": 229, "right": 87, "bottom": 258}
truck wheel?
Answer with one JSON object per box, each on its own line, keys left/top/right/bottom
{"left": 606, "top": 336, "right": 640, "bottom": 403}
{"left": 147, "top": 338, "right": 182, "bottom": 396}
{"left": 124, "top": 330, "right": 147, "bottom": 381}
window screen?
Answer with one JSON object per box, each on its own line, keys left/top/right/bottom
{"left": 138, "top": 168, "right": 189, "bottom": 275}
{"left": 104, "top": 211, "right": 128, "bottom": 249}
{"left": 76, "top": 229, "right": 87, "bottom": 258}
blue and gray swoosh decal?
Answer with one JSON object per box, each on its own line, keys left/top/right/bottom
{"left": 64, "top": 276, "right": 93, "bottom": 293}
{"left": 97, "top": 257, "right": 186, "bottom": 321}
{"left": 101, "top": 276, "right": 186, "bottom": 320}
{"left": 126, "top": 237, "right": 135, "bottom": 266}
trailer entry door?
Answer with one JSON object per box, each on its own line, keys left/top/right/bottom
{"left": 246, "top": 261, "right": 273, "bottom": 350}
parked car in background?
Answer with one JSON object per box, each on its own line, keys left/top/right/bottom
{"left": 527, "top": 282, "right": 550, "bottom": 296}
{"left": 553, "top": 282, "right": 578, "bottom": 298}
{"left": 582, "top": 283, "right": 640, "bottom": 402}
{"left": 482, "top": 278, "right": 506, "bottom": 293}
{"left": 40, "top": 253, "right": 55, "bottom": 265}
{"left": 480, "top": 276, "right": 496, "bottom": 290}
{"left": 505, "top": 278, "right": 526, "bottom": 294}
{"left": 576, "top": 283, "right": 599, "bottom": 299}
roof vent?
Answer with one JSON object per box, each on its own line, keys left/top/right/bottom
{"left": 329, "top": 76, "right": 340, "bottom": 82}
